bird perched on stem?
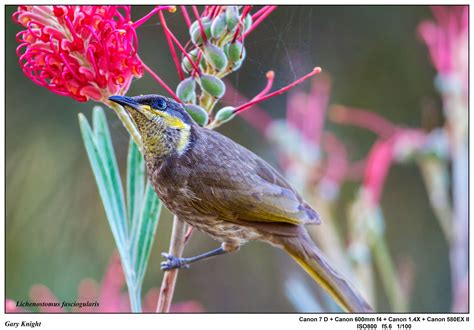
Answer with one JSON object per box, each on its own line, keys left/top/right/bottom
{"left": 109, "top": 94, "right": 373, "bottom": 313}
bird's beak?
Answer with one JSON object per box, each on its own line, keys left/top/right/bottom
{"left": 109, "top": 95, "right": 158, "bottom": 125}
{"left": 108, "top": 95, "right": 141, "bottom": 111}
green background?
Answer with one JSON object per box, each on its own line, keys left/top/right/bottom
{"left": 6, "top": 6, "right": 450, "bottom": 312}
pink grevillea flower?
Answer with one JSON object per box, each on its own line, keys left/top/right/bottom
{"left": 417, "top": 6, "right": 468, "bottom": 77}
{"left": 6, "top": 252, "right": 204, "bottom": 313}
{"left": 13, "top": 6, "right": 163, "bottom": 102}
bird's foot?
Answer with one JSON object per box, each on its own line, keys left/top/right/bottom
{"left": 160, "top": 253, "right": 190, "bottom": 271}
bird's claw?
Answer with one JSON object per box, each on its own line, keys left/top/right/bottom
{"left": 160, "top": 252, "right": 190, "bottom": 271}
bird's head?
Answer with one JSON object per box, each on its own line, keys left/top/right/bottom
{"left": 109, "top": 94, "right": 194, "bottom": 160}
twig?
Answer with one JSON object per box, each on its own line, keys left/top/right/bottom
{"left": 156, "top": 216, "right": 187, "bottom": 312}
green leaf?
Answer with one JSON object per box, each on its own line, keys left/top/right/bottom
{"left": 127, "top": 138, "right": 145, "bottom": 232}
{"left": 92, "top": 106, "right": 128, "bottom": 239}
{"left": 78, "top": 113, "right": 126, "bottom": 252}
{"left": 132, "top": 180, "right": 162, "bottom": 285}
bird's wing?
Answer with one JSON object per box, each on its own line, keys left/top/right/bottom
{"left": 184, "top": 129, "right": 320, "bottom": 231}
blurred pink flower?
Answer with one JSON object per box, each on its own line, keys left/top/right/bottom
{"left": 329, "top": 104, "right": 428, "bottom": 205}
{"left": 417, "top": 6, "right": 468, "bottom": 77}
{"left": 363, "top": 130, "right": 426, "bottom": 206}
{"left": 287, "top": 73, "right": 331, "bottom": 146}
{"left": 329, "top": 105, "right": 398, "bottom": 139}
{"left": 6, "top": 252, "right": 204, "bottom": 313}
{"left": 13, "top": 6, "right": 145, "bottom": 102}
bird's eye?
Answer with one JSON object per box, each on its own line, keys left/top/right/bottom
{"left": 154, "top": 98, "right": 167, "bottom": 110}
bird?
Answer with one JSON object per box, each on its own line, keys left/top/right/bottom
{"left": 109, "top": 94, "right": 373, "bottom": 313}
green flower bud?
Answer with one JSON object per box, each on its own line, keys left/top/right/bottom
{"left": 203, "top": 44, "right": 228, "bottom": 71}
{"left": 225, "top": 41, "right": 244, "bottom": 63}
{"left": 190, "top": 19, "right": 211, "bottom": 45}
{"left": 189, "top": 17, "right": 210, "bottom": 36}
{"left": 215, "top": 106, "right": 236, "bottom": 124}
{"left": 199, "top": 58, "right": 208, "bottom": 71}
{"left": 184, "top": 104, "right": 209, "bottom": 126}
{"left": 181, "top": 49, "right": 199, "bottom": 74}
{"left": 211, "top": 13, "right": 226, "bottom": 39}
{"left": 176, "top": 77, "right": 196, "bottom": 103}
{"left": 182, "top": 57, "right": 192, "bottom": 74}
{"left": 225, "top": 6, "right": 240, "bottom": 31}
{"left": 243, "top": 14, "right": 252, "bottom": 32}
{"left": 199, "top": 74, "right": 226, "bottom": 99}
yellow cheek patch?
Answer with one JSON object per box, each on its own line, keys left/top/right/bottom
{"left": 160, "top": 112, "right": 189, "bottom": 130}
{"left": 139, "top": 105, "right": 187, "bottom": 129}
{"left": 140, "top": 104, "right": 152, "bottom": 112}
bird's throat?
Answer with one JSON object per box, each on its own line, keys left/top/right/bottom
{"left": 127, "top": 108, "right": 191, "bottom": 163}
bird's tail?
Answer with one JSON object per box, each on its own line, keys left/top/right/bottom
{"left": 276, "top": 232, "right": 373, "bottom": 313}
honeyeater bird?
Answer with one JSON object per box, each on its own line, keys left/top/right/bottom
{"left": 109, "top": 94, "right": 373, "bottom": 313}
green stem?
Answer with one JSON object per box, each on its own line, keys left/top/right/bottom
{"left": 128, "top": 282, "right": 143, "bottom": 312}
{"left": 370, "top": 232, "right": 407, "bottom": 312}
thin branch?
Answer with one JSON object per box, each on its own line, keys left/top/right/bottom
{"left": 156, "top": 216, "right": 187, "bottom": 312}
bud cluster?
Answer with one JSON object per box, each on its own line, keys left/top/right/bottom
{"left": 173, "top": 6, "right": 254, "bottom": 126}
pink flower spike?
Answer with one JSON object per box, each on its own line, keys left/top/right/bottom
{"left": 192, "top": 6, "right": 207, "bottom": 43}
{"left": 329, "top": 105, "right": 398, "bottom": 139}
{"left": 158, "top": 11, "right": 185, "bottom": 80}
{"left": 180, "top": 6, "right": 192, "bottom": 27}
{"left": 241, "top": 5, "right": 277, "bottom": 40}
{"left": 234, "top": 67, "right": 322, "bottom": 114}
{"left": 140, "top": 57, "right": 182, "bottom": 102}
{"left": 132, "top": 5, "right": 176, "bottom": 29}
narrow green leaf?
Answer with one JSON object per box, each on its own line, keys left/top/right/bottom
{"left": 132, "top": 180, "right": 162, "bottom": 285}
{"left": 78, "top": 113, "right": 127, "bottom": 253}
{"left": 92, "top": 106, "right": 128, "bottom": 239}
{"left": 127, "top": 138, "right": 145, "bottom": 232}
